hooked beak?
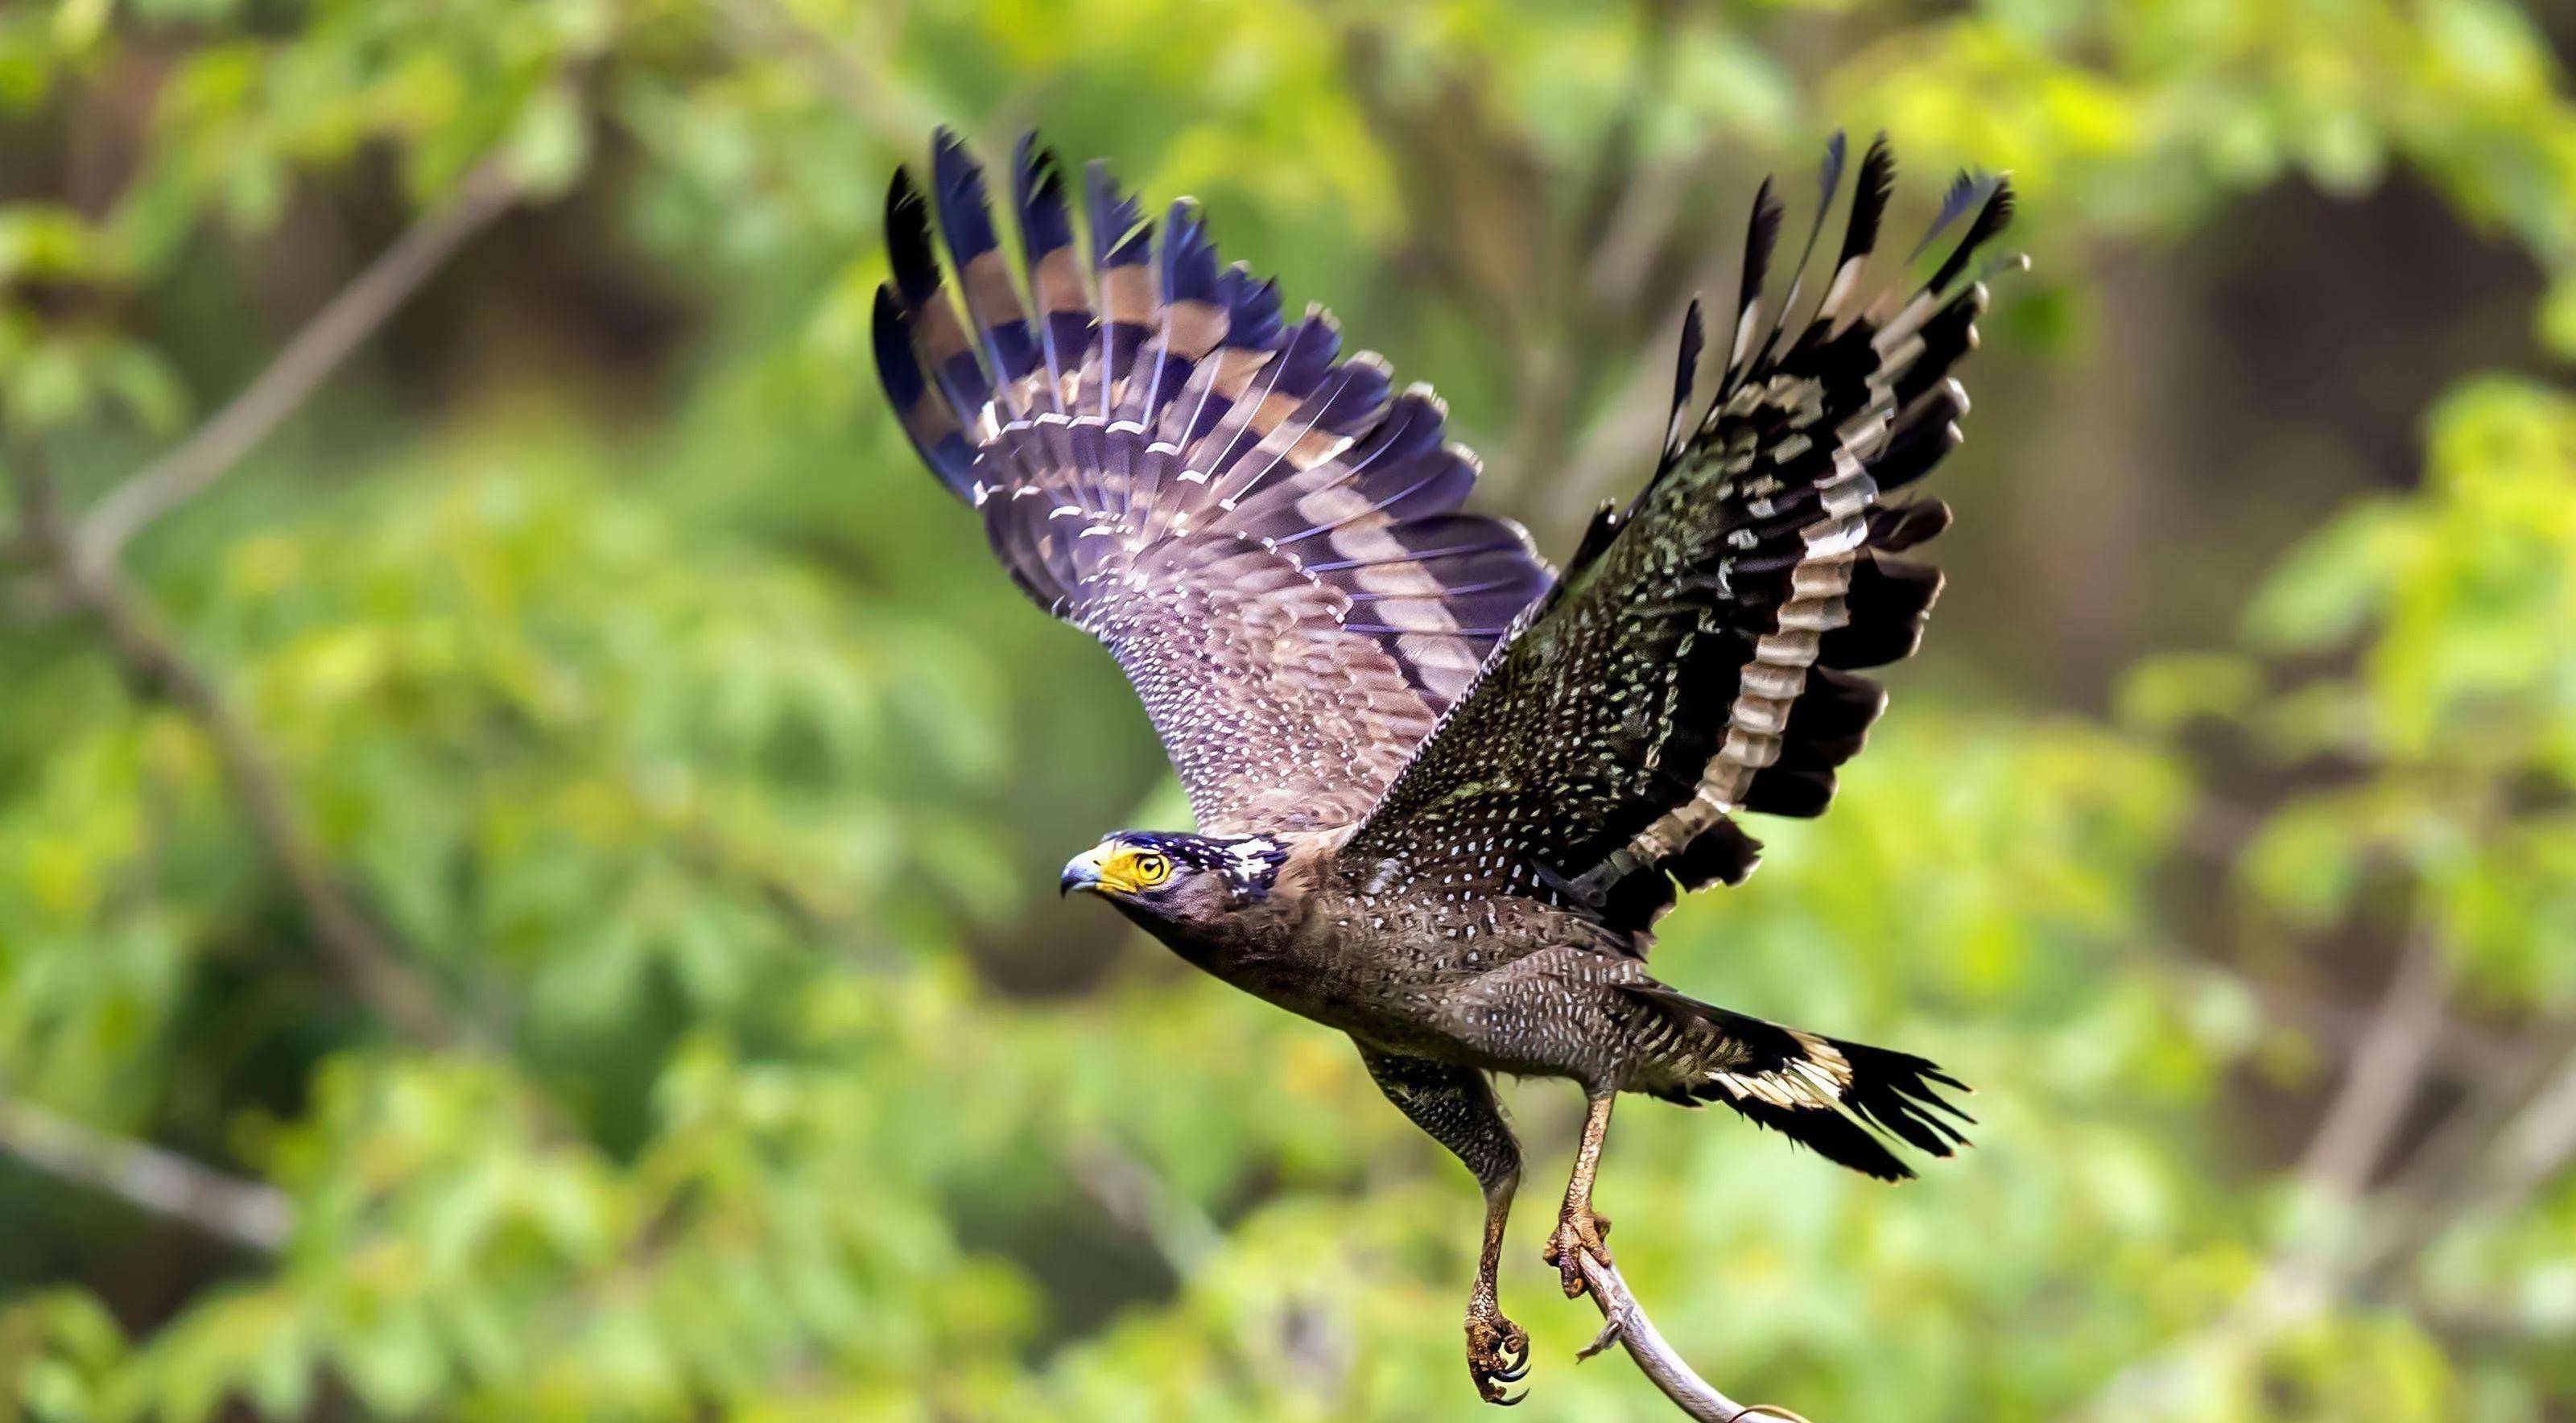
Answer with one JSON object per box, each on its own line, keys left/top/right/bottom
{"left": 1059, "top": 846, "right": 1108, "bottom": 897}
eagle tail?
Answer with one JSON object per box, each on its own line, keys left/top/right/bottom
{"left": 1623, "top": 983, "right": 1971, "bottom": 1182}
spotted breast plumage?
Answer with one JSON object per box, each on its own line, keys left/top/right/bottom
{"left": 874, "top": 127, "right": 2013, "bottom": 1406}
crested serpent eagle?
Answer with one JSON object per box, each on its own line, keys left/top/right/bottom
{"left": 873, "top": 127, "right": 2013, "bottom": 1406}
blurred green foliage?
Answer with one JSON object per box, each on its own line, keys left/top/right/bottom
{"left": 2, "top": 0, "right": 2574, "bottom": 1418}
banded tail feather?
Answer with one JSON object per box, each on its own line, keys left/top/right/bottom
{"left": 1622, "top": 983, "right": 1971, "bottom": 1182}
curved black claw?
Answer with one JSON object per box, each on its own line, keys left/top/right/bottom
{"left": 1467, "top": 1310, "right": 1531, "bottom": 1405}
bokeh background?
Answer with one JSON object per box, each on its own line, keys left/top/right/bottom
{"left": 2, "top": 0, "right": 2574, "bottom": 1418}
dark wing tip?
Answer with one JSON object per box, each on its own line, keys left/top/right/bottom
{"left": 1912, "top": 169, "right": 1998, "bottom": 262}
{"left": 1663, "top": 297, "right": 1707, "bottom": 460}
{"left": 884, "top": 165, "right": 939, "bottom": 304}
{"left": 930, "top": 126, "right": 977, "bottom": 189}
{"left": 870, "top": 283, "right": 919, "bottom": 395}
{"left": 1726, "top": 176, "right": 1785, "bottom": 372}
{"left": 1838, "top": 132, "right": 1898, "bottom": 266}
{"left": 886, "top": 161, "right": 922, "bottom": 216}
{"left": 1085, "top": 158, "right": 1150, "bottom": 265}
{"left": 1745, "top": 175, "right": 1785, "bottom": 270}
{"left": 1010, "top": 130, "right": 1055, "bottom": 200}
{"left": 1928, "top": 173, "right": 2017, "bottom": 295}
{"left": 929, "top": 128, "right": 1005, "bottom": 264}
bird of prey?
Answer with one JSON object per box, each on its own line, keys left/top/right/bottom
{"left": 874, "top": 126, "right": 2010, "bottom": 1406}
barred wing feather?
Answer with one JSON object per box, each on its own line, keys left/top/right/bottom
{"left": 873, "top": 130, "right": 1552, "bottom": 835}
{"left": 1345, "top": 134, "right": 2018, "bottom": 947}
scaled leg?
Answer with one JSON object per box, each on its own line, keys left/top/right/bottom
{"left": 1357, "top": 1043, "right": 1530, "bottom": 1405}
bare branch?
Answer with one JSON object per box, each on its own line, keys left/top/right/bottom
{"left": 0, "top": 1094, "right": 289, "bottom": 1252}
{"left": 2483, "top": 1046, "right": 2576, "bottom": 1201}
{"left": 12, "top": 458, "right": 456, "bottom": 1043}
{"left": 2475, "top": 1042, "right": 2576, "bottom": 1213}
{"left": 2252, "top": 975, "right": 2528, "bottom": 1090}
{"left": 2294, "top": 930, "right": 2449, "bottom": 1196}
{"left": 2363, "top": 1033, "right": 2576, "bottom": 1281}
{"left": 1573, "top": 1248, "right": 1807, "bottom": 1422}
{"left": 2068, "top": 930, "right": 2453, "bottom": 1420}
{"left": 72, "top": 159, "right": 520, "bottom": 571}
{"left": 2080, "top": 934, "right": 2576, "bottom": 1423}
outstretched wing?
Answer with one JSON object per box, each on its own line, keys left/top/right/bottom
{"left": 873, "top": 130, "right": 1550, "bottom": 835}
{"left": 1344, "top": 134, "right": 2017, "bottom": 945}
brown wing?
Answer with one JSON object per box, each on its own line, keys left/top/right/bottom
{"left": 1344, "top": 135, "right": 2017, "bottom": 941}
{"left": 873, "top": 130, "right": 1550, "bottom": 834}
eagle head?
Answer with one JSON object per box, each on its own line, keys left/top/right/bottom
{"left": 1059, "top": 831, "right": 1286, "bottom": 936}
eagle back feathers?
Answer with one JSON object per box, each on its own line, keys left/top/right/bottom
{"left": 874, "top": 130, "right": 1551, "bottom": 835}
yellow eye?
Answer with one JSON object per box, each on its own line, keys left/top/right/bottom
{"left": 1129, "top": 851, "right": 1171, "bottom": 887}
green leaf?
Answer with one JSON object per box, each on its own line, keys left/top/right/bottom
{"left": 502, "top": 85, "right": 590, "bottom": 200}
{"left": 2541, "top": 269, "right": 2576, "bottom": 361}
{"left": 2242, "top": 501, "right": 2412, "bottom": 653}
